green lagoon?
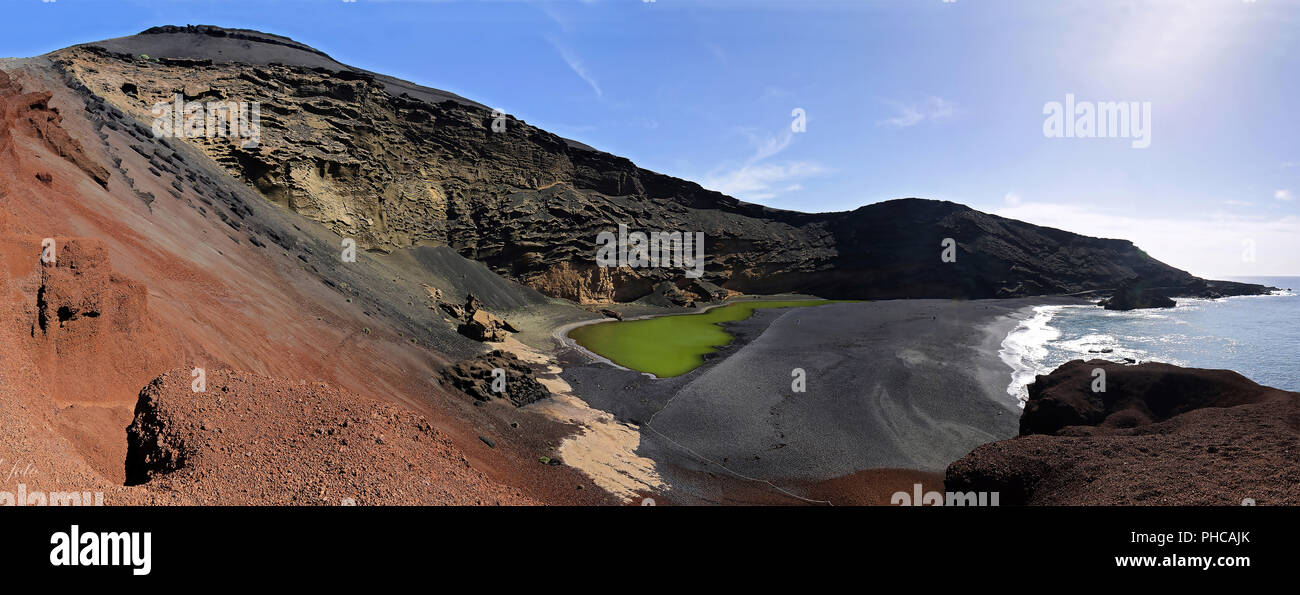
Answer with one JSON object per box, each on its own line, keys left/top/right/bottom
{"left": 568, "top": 300, "right": 847, "bottom": 378}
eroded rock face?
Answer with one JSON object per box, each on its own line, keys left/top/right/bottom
{"left": 439, "top": 350, "right": 551, "bottom": 407}
{"left": 49, "top": 28, "right": 1276, "bottom": 304}
{"left": 34, "top": 239, "right": 147, "bottom": 339}
{"left": 0, "top": 69, "right": 110, "bottom": 188}
{"left": 524, "top": 262, "right": 656, "bottom": 304}
{"left": 946, "top": 360, "right": 1300, "bottom": 505}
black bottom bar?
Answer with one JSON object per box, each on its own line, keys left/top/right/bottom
{"left": 5, "top": 505, "right": 1289, "bottom": 582}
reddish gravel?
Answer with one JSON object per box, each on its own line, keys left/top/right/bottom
{"left": 125, "top": 369, "right": 538, "bottom": 505}
{"left": 801, "top": 469, "right": 947, "bottom": 506}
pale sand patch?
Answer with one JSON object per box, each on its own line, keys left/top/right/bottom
{"left": 488, "top": 336, "right": 662, "bottom": 502}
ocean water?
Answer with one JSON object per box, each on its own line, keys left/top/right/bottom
{"left": 999, "top": 276, "right": 1299, "bottom": 405}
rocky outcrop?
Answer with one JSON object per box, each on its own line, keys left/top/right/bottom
{"left": 946, "top": 360, "right": 1300, "bottom": 505}
{"left": 1098, "top": 277, "right": 1176, "bottom": 310}
{"left": 439, "top": 350, "right": 551, "bottom": 407}
{"left": 435, "top": 293, "right": 519, "bottom": 342}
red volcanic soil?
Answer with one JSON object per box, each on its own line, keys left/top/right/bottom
{"left": 0, "top": 66, "right": 612, "bottom": 505}
{"left": 125, "top": 369, "right": 537, "bottom": 505}
{"left": 0, "top": 70, "right": 109, "bottom": 188}
{"left": 947, "top": 360, "right": 1300, "bottom": 505}
{"left": 800, "top": 469, "right": 947, "bottom": 506}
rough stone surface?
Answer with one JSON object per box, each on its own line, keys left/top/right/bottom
{"left": 440, "top": 350, "right": 551, "bottom": 407}
{"left": 946, "top": 360, "right": 1300, "bottom": 505}
{"left": 1098, "top": 277, "right": 1178, "bottom": 310}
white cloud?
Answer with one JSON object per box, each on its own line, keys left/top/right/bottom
{"left": 703, "top": 161, "right": 828, "bottom": 199}
{"left": 742, "top": 128, "right": 794, "bottom": 162}
{"left": 1275, "top": 189, "right": 1294, "bottom": 202}
{"left": 547, "top": 37, "right": 602, "bottom": 99}
{"left": 880, "top": 105, "right": 924, "bottom": 128}
{"left": 993, "top": 201, "right": 1300, "bottom": 277}
{"left": 877, "top": 96, "right": 960, "bottom": 128}
{"left": 1004, "top": 192, "right": 1023, "bottom": 206}
{"left": 700, "top": 126, "right": 827, "bottom": 201}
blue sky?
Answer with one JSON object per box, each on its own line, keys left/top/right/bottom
{"left": 3, "top": 0, "right": 1298, "bottom": 276}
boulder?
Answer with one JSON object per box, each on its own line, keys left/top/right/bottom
{"left": 439, "top": 350, "right": 551, "bottom": 407}
{"left": 436, "top": 293, "right": 519, "bottom": 342}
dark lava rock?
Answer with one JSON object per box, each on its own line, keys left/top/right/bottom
{"left": 1098, "top": 278, "right": 1176, "bottom": 310}
{"left": 651, "top": 281, "right": 691, "bottom": 307}
{"left": 1019, "top": 360, "right": 1276, "bottom": 436}
{"left": 439, "top": 350, "right": 551, "bottom": 407}
{"left": 946, "top": 360, "right": 1300, "bottom": 505}
{"left": 437, "top": 293, "right": 519, "bottom": 342}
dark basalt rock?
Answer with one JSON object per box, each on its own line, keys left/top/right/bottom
{"left": 439, "top": 350, "right": 550, "bottom": 407}
{"left": 1018, "top": 360, "right": 1275, "bottom": 436}
{"left": 946, "top": 360, "right": 1300, "bottom": 505}
{"left": 1098, "top": 278, "right": 1177, "bottom": 310}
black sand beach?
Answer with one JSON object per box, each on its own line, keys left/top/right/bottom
{"left": 557, "top": 297, "right": 1085, "bottom": 504}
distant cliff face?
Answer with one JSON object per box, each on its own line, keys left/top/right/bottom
{"left": 50, "top": 26, "right": 1272, "bottom": 302}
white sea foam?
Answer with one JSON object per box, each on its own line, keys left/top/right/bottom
{"left": 1054, "top": 333, "right": 1148, "bottom": 362}
{"left": 996, "top": 286, "right": 1298, "bottom": 401}
{"left": 997, "top": 304, "right": 1200, "bottom": 406}
{"left": 998, "top": 305, "right": 1064, "bottom": 407}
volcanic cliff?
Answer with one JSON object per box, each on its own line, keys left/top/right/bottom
{"left": 48, "top": 25, "right": 1270, "bottom": 304}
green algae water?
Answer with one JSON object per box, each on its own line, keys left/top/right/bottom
{"left": 569, "top": 300, "right": 847, "bottom": 378}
